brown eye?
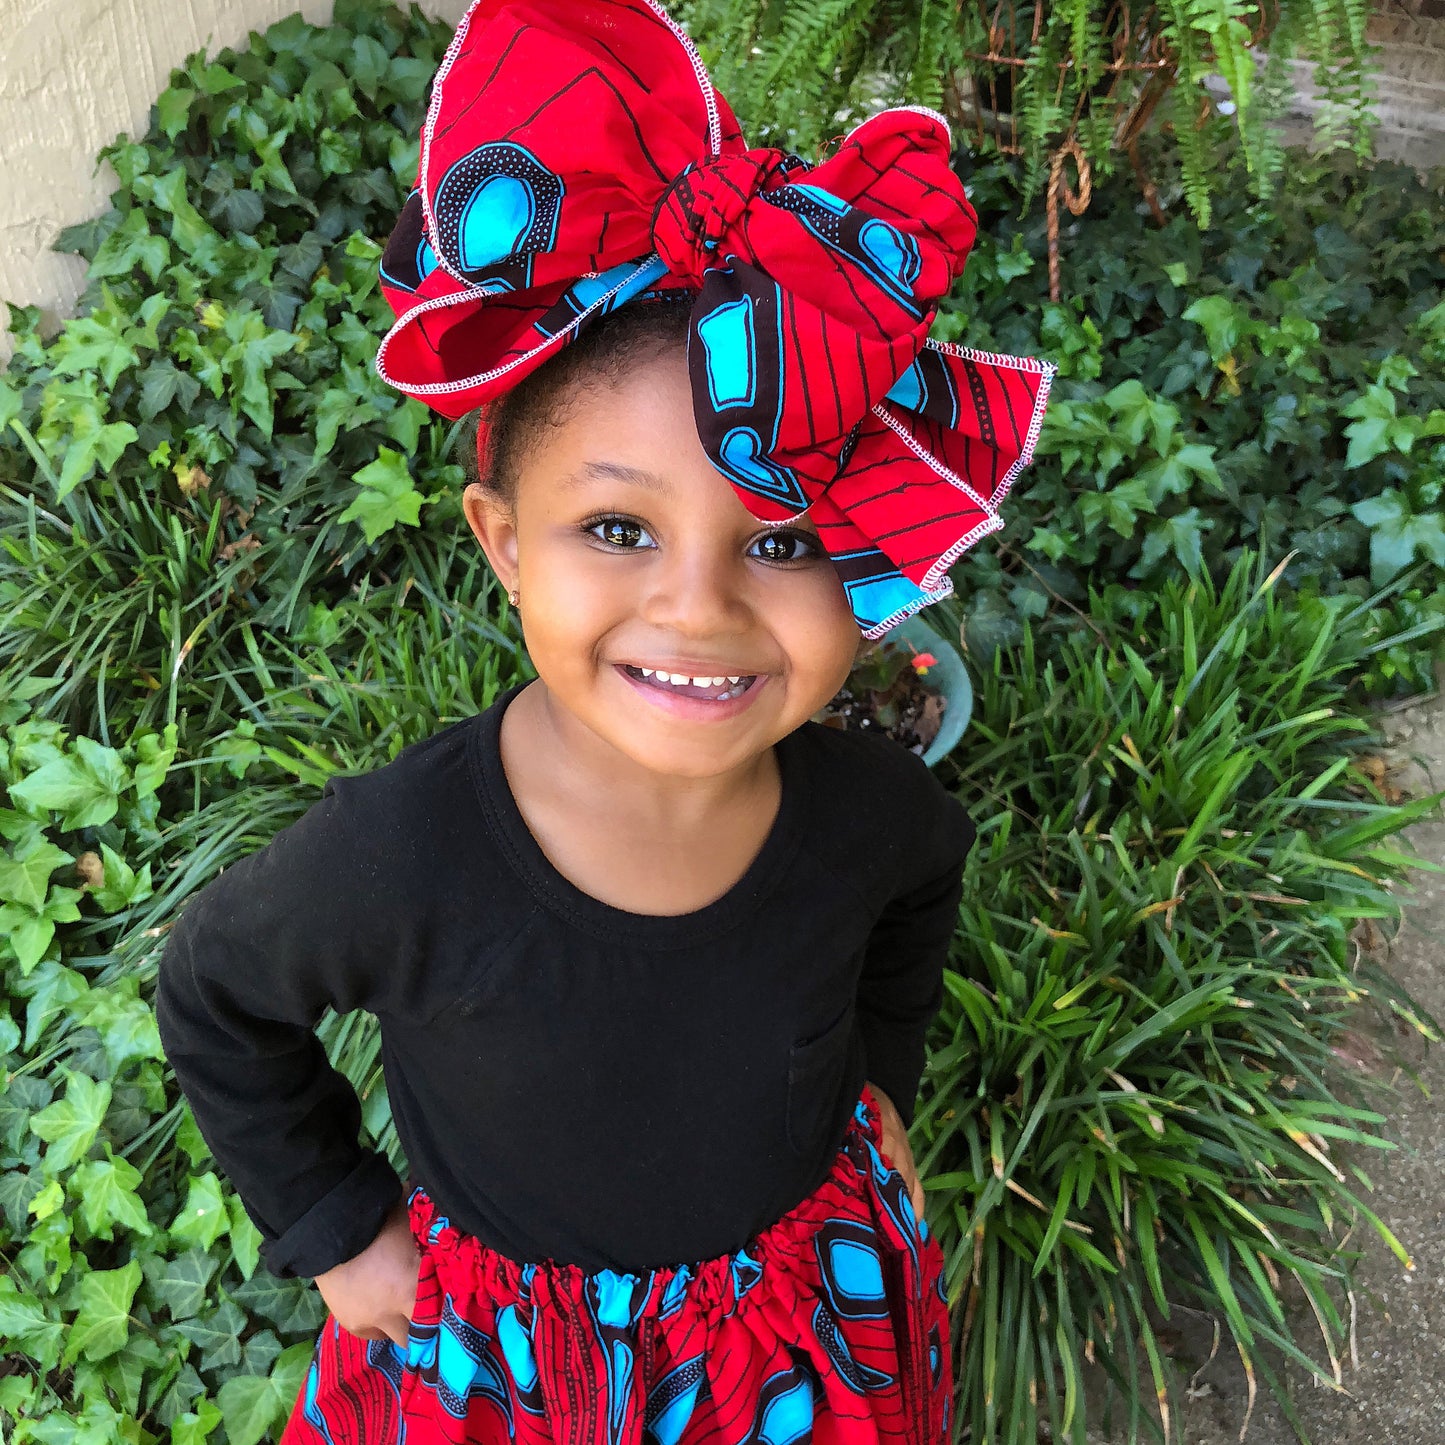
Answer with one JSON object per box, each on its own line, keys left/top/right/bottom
{"left": 751, "top": 529, "right": 818, "bottom": 564}
{"left": 587, "top": 517, "right": 653, "bottom": 549}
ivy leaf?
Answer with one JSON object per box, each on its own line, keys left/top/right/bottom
{"left": 1078, "top": 477, "right": 1156, "bottom": 538}
{"left": 1351, "top": 489, "right": 1445, "bottom": 586}
{"left": 1342, "top": 384, "right": 1398, "bottom": 468}
{"left": 175, "top": 1298, "right": 247, "bottom": 1372}
{"left": 36, "top": 377, "right": 139, "bottom": 501}
{"left": 68, "top": 1154, "right": 152, "bottom": 1240}
{"left": 215, "top": 1342, "right": 314, "bottom": 1445}
{"left": 0, "top": 837, "right": 73, "bottom": 912}
{"left": 0, "top": 1076, "right": 51, "bottom": 1153}
{"left": 311, "top": 364, "right": 384, "bottom": 458}
{"left": 1134, "top": 508, "right": 1214, "bottom": 577}
{"left": 139, "top": 361, "right": 203, "bottom": 421}
{"left": 174, "top": 1103, "right": 213, "bottom": 1168}
{"left": 63, "top": 1260, "right": 142, "bottom": 1364}
{"left": 143, "top": 166, "right": 217, "bottom": 252}
{"left": 0, "top": 1274, "right": 62, "bottom": 1355}
{"left": 79, "top": 977, "right": 164, "bottom": 1070}
{"left": 228, "top": 1194, "right": 263, "bottom": 1279}
{"left": 339, "top": 446, "right": 428, "bottom": 542}
{"left": 131, "top": 721, "right": 179, "bottom": 799}
{"left": 231, "top": 1271, "right": 327, "bottom": 1334}
{"left": 1183, "top": 294, "right": 1254, "bottom": 363}
{"left": 1138, "top": 442, "right": 1222, "bottom": 503}
{"left": 29, "top": 1069, "right": 112, "bottom": 1174}
{"left": 89, "top": 841, "right": 155, "bottom": 914}
{"left": 0, "top": 1170, "right": 42, "bottom": 1233}
{"left": 89, "top": 208, "right": 170, "bottom": 283}
{"left": 19, "top": 962, "right": 89, "bottom": 1045}
{"left": 7, "top": 734, "right": 129, "bottom": 828}
{"left": 73, "top": 1333, "right": 166, "bottom": 1419}
{"left": 48, "top": 317, "right": 140, "bottom": 390}
{"left": 156, "top": 85, "right": 195, "bottom": 140}
{"left": 350, "top": 34, "right": 390, "bottom": 98}
{"left": 169, "top": 1172, "right": 231, "bottom": 1250}
{"left": 220, "top": 309, "right": 300, "bottom": 438}
{"left": 170, "top": 1398, "right": 223, "bottom": 1445}
{"left": 0, "top": 881, "right": 84, "bottom": 973}
{"left": 142, "top": 1247, "right": 219, "bottom": 1322}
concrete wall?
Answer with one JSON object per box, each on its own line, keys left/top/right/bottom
{"left": 0, "top": 0, "right": 470, "bottom": 363}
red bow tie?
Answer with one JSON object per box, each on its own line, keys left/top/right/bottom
{"left": 376, "top": 0, "right": 1055, "bottom": 637}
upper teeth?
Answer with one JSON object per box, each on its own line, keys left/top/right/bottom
{"left": 639, "top": 669, "right": 744, "bottom": 687}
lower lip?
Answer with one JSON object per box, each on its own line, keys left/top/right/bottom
{"left": 614, "top": 664, "right": 768, "bottom": 720}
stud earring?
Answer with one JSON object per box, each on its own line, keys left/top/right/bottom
{"left": 508, "top": 587, "right": 520, "bottom": 608}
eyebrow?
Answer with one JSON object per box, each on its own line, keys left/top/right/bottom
{"left": 562, "top": 460, "right": 675, "bottom": 495}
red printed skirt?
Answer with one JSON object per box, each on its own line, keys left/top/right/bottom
{"left": 279, "top": 1083, "right": 954, "bottom": 1443}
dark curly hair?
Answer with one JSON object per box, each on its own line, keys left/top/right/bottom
{"left": 465, "top": 297, "right": 694, "bottom": 510}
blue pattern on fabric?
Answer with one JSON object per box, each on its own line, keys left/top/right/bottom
{"left": 433, "top": 142, "right": 564, "bottom": 282}
{"left": 717, "top": 427, "right": 809, "bottom": 510}
{"left": 644, "top": 1355, "right": 707, "bottom": 1444}
{"left": 767, "top": 185, "right": 922, "bottom": 315}
{"left": 730, "top": 1244, "right": 764, "bottom": 1302}
{"left": 459, "top": 175, "right": 537, "bottom": 271}
{"left": 696, "top": 296, "right": 757, "bottom": 410}
{"left": 857, "top": 220, "right": 921, "bottom": 304}
{"left": 810, "top": 1298, "right": 893, "bottom": 1393}
{"left": 405, "top": 1292, "right": 517, "bottom": 1424}
{"left": 301, "top": 1346, "right": 341, "bottom": 1443}
{"left": 610, "top": 1336, "right": 636, "bottom": 1440}
{"left": 886, "top": 358, "right": 925, "bottom": 412}
{"left": 836, "top": 562, "right": 931, "bottom": 636}
{"left": 741, "top": 1359, "right": 823, "bottom": 1442}
{"left": 497, "top": 1302, "right": 539, "bottom": 1391}
{"left": 532, "top": 257, "right": 669, "bottom": 341}
{"left": 658, "top": 1264, "right": 693, "bottom": 1320}
{"left": 821, "top": 1235, "right": 888, "bottom": 1316}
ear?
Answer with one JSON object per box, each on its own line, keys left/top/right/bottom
{"left": 462, "top": 482, "right": 520, "bottom": 596}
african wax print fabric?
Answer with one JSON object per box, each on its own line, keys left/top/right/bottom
{"left": 280, "top": 1083, "right": 953, "bottom": 1443}
{"left": 375, "top": 0, "right": 1055, "bottom": 637}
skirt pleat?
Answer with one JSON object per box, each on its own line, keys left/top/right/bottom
{"left": 280, "top": 1083, "right": 953, "bottom": 1444}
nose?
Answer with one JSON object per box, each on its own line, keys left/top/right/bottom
{"left": 638, "top": 533, "right": 752, "bottom": 639}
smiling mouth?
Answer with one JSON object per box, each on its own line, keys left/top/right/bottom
{"left": 621, "top": 665, "right": 759, "bottom": 702}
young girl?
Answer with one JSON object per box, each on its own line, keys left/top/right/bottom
{"left": 155, "top": 2, "right": 1053, "bottom": 1441}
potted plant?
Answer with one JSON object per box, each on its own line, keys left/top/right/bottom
{"left": 812, "top": 613, "right": 973, "bottom": 766}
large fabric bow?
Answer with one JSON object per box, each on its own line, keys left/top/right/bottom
{"left": 376, "top": 0, "right": 1055, "bottom": 637}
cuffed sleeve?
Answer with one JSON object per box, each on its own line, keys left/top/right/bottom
{"left": 857, "top": 783, "right": 975, "bottom": 1128}
{"left": 155, "top": 774, "right": 408, "bottom": 1279}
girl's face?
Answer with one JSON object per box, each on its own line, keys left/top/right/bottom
{"left": 463, "top": 342, "right": 864, "bottom": 780}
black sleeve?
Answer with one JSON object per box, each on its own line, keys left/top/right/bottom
{"left": 857, "top": 778, "right": 975, "bottom": 1129}
{"left": 154, "top": 773, "right": 408, "bottom": 1279}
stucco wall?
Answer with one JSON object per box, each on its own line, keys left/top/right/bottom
{"left": 0, "top": 0, "right": 470, "bottom": 364}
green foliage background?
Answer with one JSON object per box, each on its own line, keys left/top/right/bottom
{"left": 0, "top": 2, "right": 1442, "bottom": 1443}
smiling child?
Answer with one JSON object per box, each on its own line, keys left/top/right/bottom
{"left": 155, "top": 2, "right": 1053, "bottom": 1440}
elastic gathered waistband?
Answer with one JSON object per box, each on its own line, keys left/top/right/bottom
{"left": 404, "top": 1080, "right": 900, "bottom": 1321}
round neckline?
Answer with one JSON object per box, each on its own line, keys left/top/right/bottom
{"left": 468, "top": 679, "right": 810, "bottom": 948}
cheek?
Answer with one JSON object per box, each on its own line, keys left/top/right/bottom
{"left": 768, "top": 572, "right": 862, "bottom": 678}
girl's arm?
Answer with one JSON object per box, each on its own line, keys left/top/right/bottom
{"left": 155, "top": 774, "right": 410, "bottom": 1280}
{"left": 856, "top": 785, "right": 975, "bottom": 1130}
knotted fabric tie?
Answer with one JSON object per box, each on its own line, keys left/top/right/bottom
{"left": 652, "top": 151, "right": 797, "bottom": 286}
{"left": 376, "top": 0, "right": 1056, "bottom": 637}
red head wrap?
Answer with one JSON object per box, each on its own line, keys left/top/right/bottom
{"left": 376, "top": 0, "right": 1055, "bottom": 637}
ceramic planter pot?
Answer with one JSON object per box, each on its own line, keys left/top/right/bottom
{"left": 889, "top": 613, "right": 973, "bottom": 767}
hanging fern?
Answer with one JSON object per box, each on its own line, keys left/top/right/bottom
{"left": 681, "top": 0, "right": 1382, "bottom": 226}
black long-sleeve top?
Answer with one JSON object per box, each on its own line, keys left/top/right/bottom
{"left": 155, "top": 679, "right": 975, "bottom": 1280}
